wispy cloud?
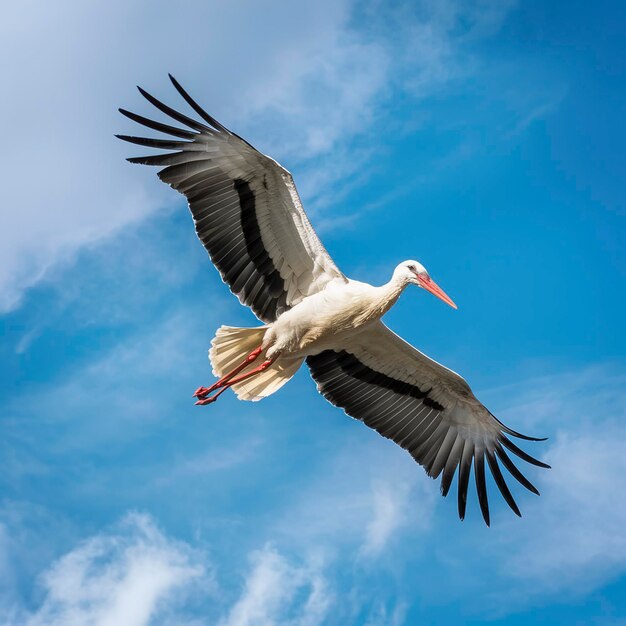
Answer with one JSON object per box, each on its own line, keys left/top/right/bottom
{"left": 218, "top": 545, "right": 332, "bottom": 626}
{"left": 3, "top": 513, "right": 208, "bottom": 626}
{"left": 360, "top": 479, "right": 414, "bottom": 558}
{"left": 154, "top": 438, "right": 264, "bottom": 488}
{"left": 363, "top": 600, "right": 408, "bottom": 626}
{"left": 426, "top": 363, "right": 626, "bottom": 616}
{"left": 272, "top": 435, "right": 436, "bottom": 563}
{"left": 487, "top": 365, "right": 626, "bottom": 602}
{"left": 2, "top": 518, "right": 334, "bottom": 626}
{"left": 0, "top": 0, "right": 383, "bottom": 313}
{"left": 505, "top": 425, "right": 626, "bottom": 591}
{"left": 4, "top": 363, "right": 624, "bottom": 624}
{"left": 0, "top": 0, "right": 526, "bottom": 313}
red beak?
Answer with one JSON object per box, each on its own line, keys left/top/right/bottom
{"left": 415, "top": 274, "right": 457, "bottom": 309}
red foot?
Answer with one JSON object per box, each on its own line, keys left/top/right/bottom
{"left": 195, "top": 385, "right": 229, "bottom": 406}
{"left": 195, "top": 396, "right": 217, "bottom": 405}
{"left": 193, "top": 386, "right": 213, "bottom": 398}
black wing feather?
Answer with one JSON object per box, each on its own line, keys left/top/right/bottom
{"left": 118, "top": 108, "right": 197, "bottom": 139}
{"left": 168, "top": 73, "right": 228, "bottom": 132}
{"left": 457, "top": 443, "right": 473, "bottom": 520}
{"left": 115, "top": 134, "right": 191, "bottom": 150}
{"left": 137, "top": 86, "right": 213, "bottom": 134}
{"left": 486, "top": 450, "right": 521, "bottom": 517}
{"left": 495, "top": 444, "right": 540, "bottom": 495}
{"left": 501, "top": 436, "right": 551, "bottom": 468}
{"left": 474, "top": 450, "right": 490, "bottom": 526}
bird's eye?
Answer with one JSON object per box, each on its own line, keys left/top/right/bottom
{"left": 408, "top": 264, "right": 416, "bottom": 271}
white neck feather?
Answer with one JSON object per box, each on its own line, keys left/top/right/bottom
{"left": 371, "top": 271, "right": 410, "bottom": 318}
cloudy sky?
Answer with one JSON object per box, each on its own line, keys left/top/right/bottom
{"left": 1, "top": 0, "right": 625, "bottom": 624}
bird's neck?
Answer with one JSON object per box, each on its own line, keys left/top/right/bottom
{"left": 371, "top": 274, "right": 408, "bottom": 318}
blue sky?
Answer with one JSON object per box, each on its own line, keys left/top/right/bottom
{"left": 1, "top": 0, "right": 625, "bottom": 624}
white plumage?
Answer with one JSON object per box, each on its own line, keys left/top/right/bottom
{"left": 118, "top": 75, "right": 549, "bottom": 526}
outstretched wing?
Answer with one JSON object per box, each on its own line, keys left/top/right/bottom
{"left": 118, "top": 75, "right": 347, "bottom": 322}
{"left": 306, "top": 321, "right": 549, "bottom": 525}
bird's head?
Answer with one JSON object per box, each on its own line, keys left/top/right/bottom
{"left": 395, "top": 260, "right": 457, "bottom": 309}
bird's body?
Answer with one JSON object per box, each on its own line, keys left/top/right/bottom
{"left": 118, "top": 75, "right": 550, "bottom": 526}
{"left": 266, "top": 276, "right": 402, "bottom": 359}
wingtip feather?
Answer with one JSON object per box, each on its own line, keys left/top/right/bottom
{"left": 495, "top": 444, "right": 541, "bottom": 495}
{"left": 167, "top": 73, "right": 228, "bottom": 133}
{"left": 474, "top": 452, "right": 491, "bottom": 527}
{"left": 501, "top": 436, "right": 551, "bottom": 469}
{"left": 490, "top": 411, "right": 549, "bottom": 442}
{"left": 486, "top": 449, "right": 522, "bottom": 517}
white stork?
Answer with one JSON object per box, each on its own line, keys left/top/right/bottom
{"left": 118, "top": 75, "right": 549, "bottom": 526}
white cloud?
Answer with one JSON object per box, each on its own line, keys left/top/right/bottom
{"left": 211, "top": 364, "right": 626, "bottom": 614}
{"left": 0, "top": 513, "right": 335, "bottom": 626}
{"left": 218, "top": 545, "right": 332, "bottom": 626}
{"left": 6, "top": 362, "right": 624, "bottom": 623}
{"left": 0, "top": 0, "right": 522, "bottom": 313}
{"left": 154, "top": 438, "right": 264, "bottom": 488}
{"left": 359, "top": 0, "right": 516, "bottom": 93}
{"left": 273, "top": 437, "right": 436, "bottom": 559}
{"left": 504, "top": 426, "right": 626, "bottom": 592}
{"left": 486, "top": 364, "right": 626, "bottom": 599}
{"left": 360, "top": 480, "right": 413, "bottom": 558}
{"left": 363, "top": 600, "right": 408, "bottom": 626}
{"left": 0, "top": 0, "right": 381, "bottom": 313}
{"left": 4, "top": 513, "right": 208, "bottom": 626}
{"left": 471, "top": 364, "right": 626, "bottom": 610}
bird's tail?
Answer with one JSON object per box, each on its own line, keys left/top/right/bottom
{"left": 209, "top": 325, "right": 302, "bottom": 401}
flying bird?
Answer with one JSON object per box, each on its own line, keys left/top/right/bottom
{"left": 117, "top": 75, "right": 549, "bottom": 526}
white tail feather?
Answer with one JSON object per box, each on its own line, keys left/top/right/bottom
{"left": 209, "top": 326, "right": 302, "bottom": 401}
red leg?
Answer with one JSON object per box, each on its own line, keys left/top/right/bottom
{"left": 220, "top": 358, "right": 274, "bottom": 386}
{"left": 194, "top": 358, "right": 274, "bottom": 406}
{"left": 193, "top": 346, "right": 263, "bottom": 398}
